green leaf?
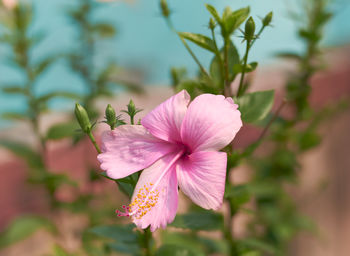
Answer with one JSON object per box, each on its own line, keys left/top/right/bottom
{"left": 0, "top": 140, "right": 44, "bottom": 169}
{"left": 34, "top": 55, "right": 60, "bottom": 77}
{"left": 225, "top": 184, "right": 251, "bottom": 208}
{"left": 241, "top": 251, "right": 261, "bottom": 256}
{"left": 50, "top": 244, "right": 73, "bottom": 256}
{"left": 1, "top": 112, "right": 29, "bottom": 121}
{"left": 170, "top": 67, "right": 188, "bottom": 86}
{"left": 248, "top": 182, "right": 281, "bottom": 198}
{"left": 235, "top": 90, "right": 275, "bottom": 124}
{"left": 170, "top": 211, "right": 223, "bottom": 231}
{"left": 175, "top": 80, "right": 200, "bottom": 99}
{"left": 0, "top": 216, "right": 56, "bottom": 249}
{"left": 36, "top": 92, "right": 82, "bottom": 103}
{"left": 29, "top": 172, "right": 77, "bottom": 193}
{"left": 178, "top": 32, "right": 216, "bottom": 53}
{"left": 210, "top": 41, "right": 240, "bottom": 86}
{"left": 46, "top": 121, "right": 79, "bottom": 140}
{"left": 116, "top": 173, "right": 138, "bottom": 198}
{"left": 275, "top": 52, "right": 302, "bottom": 61}
{"left": 297, "top": 131, "right": 321, "bottom": 151}
{"left": 198, "top": 237, "right": 229, "bottom": 255}
{"left": 233, "top": 62, "right": 258, "bottom": 73}
{"left": 99, "top": 171, "right": 116, "bottom": 181}
{"left": 1, "top": 86, "right": 27, "bottom": 95}
{"left": 205, "top": 4, "right": 221, "bottom": 24}
{"left": 90, "top": 224, "right": 138, "bottom": 243}
{"left": 100, "top": 171, "right": 137, "bottom": 198}
{"left": 224, "top": 7, "right": 250, "bottom": 35}
{"left": 222, "top": 7, "right": 233, "bottom": 21}
{"left": 156, "top": 244, "right": 204, "bottom": 256}
{"left": 92, "top": 23, "right": 116, "bottom": 38}
{"left": 108, "top": 242, "right": 140, "bottom": 255}
{"left": 238, "top": 238, "right": 277, "bottom": 255}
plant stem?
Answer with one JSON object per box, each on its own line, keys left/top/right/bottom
{"left": 223, "top": 38, "right": 231, "bottom": 97}
{"left": 224, "top": 199, "right": 239, "bottom": 256}
{"left": 257, "top": 99, "right": 287, "bottom": 142}
{"left": 224, "top": 144, "right": 239, "bottom": 256}
{"left": 250, "top": 25, "right": 265, "bottom": 48}
{"left": 211, "top": 28, "right": 225, "bottom": 89}
{"left": 144, "top": 227, "right": 152, "bottom": 256}
{"left": 237, "top": 40, "right": 251, "bottom": 97}
{"left": 87, "top": 131, "right": 101, "bottom": 154}
{"left": 165, "top": 19, "right": 211, "bottom": 79}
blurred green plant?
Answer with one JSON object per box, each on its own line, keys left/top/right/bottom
{"left": 245, "top": 0, "right": 337, "bottom": 254}
{"left": 0, "top": 1, "right": 131, "bottom": 254}
{"left": 0, "top": 1, "right": 79, "bottom": 207}
{"left": 66, "top": 0, "right": 143, "bottom": 122}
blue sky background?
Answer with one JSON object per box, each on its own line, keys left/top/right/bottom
{"left": 0, "top": 0, "right": 350, "bottom": 126}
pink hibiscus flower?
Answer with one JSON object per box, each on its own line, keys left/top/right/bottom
{"left": 98, "top": 90, "right": 242, "bottom": 231}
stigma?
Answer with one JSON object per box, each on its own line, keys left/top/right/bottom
{"left": 116, "top": 183, "right": 160, "bottom": 219}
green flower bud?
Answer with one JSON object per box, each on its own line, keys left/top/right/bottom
{"left": 127, "top": 99, "right": 136, "bottom": 114}
{"left": 75, "top": 103, "right": 91, "bottom": 134}
{"left": 244, "top": 17, "right": 255, "bottom": 41}
{"left": 209, "top": 18, "right": 216, "bottom": 30}
{"left": 160, "top": 0, "right": 170, "bottom": 18}
{"left": 121, "top": 99, "right": 142, "bottom": 125}
{"left": 263, "top": 12, "right": 273, "bottom": 27}
{"left": 105, "top": 104, "right": 117, "bottom": 130}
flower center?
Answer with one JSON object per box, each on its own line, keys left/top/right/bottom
{"left": 182, "top": 144, "right": 192, "bottom": 155}
{"left": 116, "top": 182, "right": 160, "bottom": 219}
{"left": 116, "top": 148, "right": 185, "bottom": 219}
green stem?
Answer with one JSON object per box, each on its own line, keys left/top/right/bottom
{"left": 224, "top": 145, "right": 239, "bottom": 256}
{"left": 224, "top": 199, "right": 239, "bottom": 255}
{"left": 211, "top": 28, "right": 225, "bottom": 88}
{"left": 257, "top": 99, "right": 287, "bottom": 143}
{"left": 144, "top": 227, "right": 152, "bottom": 256}
{"left": 237, "top": 40, "right": 251, "bottom": 97}
{"left": 236, "top": 26, "right": 265, "bottom": 97}
{"left": 87, "top": 131, "right": 101, "bottom": 154}
{"left": 165, "top": 19, "right": 210, "bottom": 79}
{"left": 223, "top": 37, "right": 231, "bottom": 97}
{"left": 250, "top": 26, "right": 265, "bottom": 48}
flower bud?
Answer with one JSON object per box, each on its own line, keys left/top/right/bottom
{"left": 2, "top": 0, "right": 18, "bottom": 10}
{"left": 262, "top": 12, "right": 273, "bottom": 27}
{"left": 244, "top": 17, "right": 255, "bottom": 41}
{"left": 75, "top": 103, "right": 92, "bottom": 133}
{"left": 127, "top": 99, "right": 136, "bottom": 114}
{"left": 121, "top": 99, "right": 142, "bottom": 125}
{"left": 105, "top": 104, "right": 117, "bottom": 130}
{"left": 209, "top": 18, "right": 216, "bottom": 30}
{"left": 160, "top": 0, "right": 170, "bottom": 18}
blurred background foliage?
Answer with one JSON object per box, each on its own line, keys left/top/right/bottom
{"left": 0, "top": 0, "right": 350, "bottom": 127}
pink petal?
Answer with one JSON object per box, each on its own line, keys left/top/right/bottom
{"left": 141, "top": 90, "right": 190, "bottom": 143}
{"left": 97, "top": 125, "right": 177, "bottom": 179}
{"left": 131, "top": 153, "right": 180, "bottom": 232}
{"left": 181, "top": 94, "right": 242, "bottom": 152}
{"left": 177, "top": 151, "right": 227, "bottom": 210}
